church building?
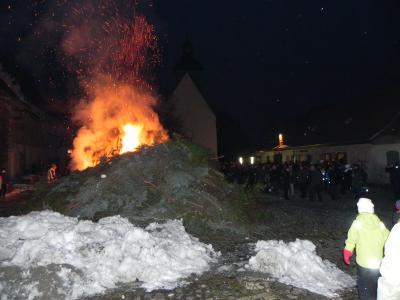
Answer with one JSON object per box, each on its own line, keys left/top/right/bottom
{"left": 168, "top": 40, "right": 218, "bottom": 154}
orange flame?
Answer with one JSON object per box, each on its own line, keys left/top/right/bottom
{"left": 63, "top": 8, "right": 165, "bottom": 171}
{"left": 120, "top": 123, "right": 144, "bottom": 154}
{"left": 70, "top": 81, "right": 168, "bottom": 171}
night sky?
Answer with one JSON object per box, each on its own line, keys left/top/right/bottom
{"left": 1, "top": 0, "right": 400, "bottom": 153}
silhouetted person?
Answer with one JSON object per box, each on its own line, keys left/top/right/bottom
{"left": 341, "top": 164, "right": 353, "bottom": 194}
{"left": 269, "top": 164, "right": 281, "bottom": 195}
{"left": 0, "top": 169, "right": 9, "bottom": 199}
{"left": 386, "top": 163, "right": 400, "bottom": 199}
{"left": 297, "top": 164, "right": 309, "bottom": 198}
{"left": 281, "top": 165, "right": 291, "bottom": 200}
{"left": 47, "top": 164, "right": 57, "bottom": 183}
{"left": 309, "top": 165, "right": 323, "bottom": 202}
{"left": 352, "top": 164, "right": 368, "bottom": 200}
{"left": 328, "top": 163, "right": 340, "bottom": 200}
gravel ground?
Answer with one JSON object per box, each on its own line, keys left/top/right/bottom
{"left": 1, "top": 184, "right": 395, "bottom": 299}
{"left": 85, "top": 185, "right": 395, "bottom": 300}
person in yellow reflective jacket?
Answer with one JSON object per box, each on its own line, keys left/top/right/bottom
{"left": 342, "top": 198, "right": 389, "bottom": 300}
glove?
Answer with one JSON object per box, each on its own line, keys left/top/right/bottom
{"left": 342, "top": 249, "right": 353, "bottom": 265}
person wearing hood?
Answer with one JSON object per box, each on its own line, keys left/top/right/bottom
{"left": 343, "top": 198, "right": 389, "bottom": 300}
{"left": 391, "top": 200, "right": 400, "bottom": 229}
{"left": 341, "top": 163, "right": 353, "bottom": 194}
{"left": 377, "top": 219, "right": 400, "bottom": 300}
{"left": 0, "top": 169, "right": 8, "bottom": 199}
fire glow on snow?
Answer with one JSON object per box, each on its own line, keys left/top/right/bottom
{"left": 247, "top": 239, "right": 355, "bottom": 298}
{"left": 0, "top": 211, "right": 219, "bottom": 299}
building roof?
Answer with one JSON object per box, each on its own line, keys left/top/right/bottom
{"left": 168, "top": 38, "right": 217, "bottom": 115}
{"left": 281, "top": 92, "right": 400, "bottom": 147}
{"left": 0, "top": 77, "right": 45, "bottom": 118}
{"left": 0, "top": 77, "right": 16, "bottom": 99}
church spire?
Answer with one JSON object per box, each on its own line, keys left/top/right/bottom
{"left": 174, "top": 36, "right": 203, "bottom": 84}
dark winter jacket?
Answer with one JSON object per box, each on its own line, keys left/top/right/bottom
{"left": 343, "top": 169, "right": 353, "bottom": 185}
{"left": 0, "top": 173, "right": 8, "bottom": 187}
{"left": 297, "top": 168, "right": 309, "bottom": 184}
{"left": 309, "top": 169, "right": 323, "bottom": 187}
{"left": 352, "top": 169, "right": 367, "bottom": 189}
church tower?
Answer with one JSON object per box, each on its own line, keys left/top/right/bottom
{"left": 174, "top": 38, "right": 203, "bottom": 86}
{"left": 169, "top": 38, "right": 218, "bottom": 154}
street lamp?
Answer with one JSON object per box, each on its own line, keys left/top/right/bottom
{"left": 279, "top": 133, "right": 284, "bottom": 147}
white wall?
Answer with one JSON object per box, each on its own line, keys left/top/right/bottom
{"left": 169, "top": 73, "right": 218, "bottom": 154}
{"left": 369, "top": 144, "right": 400, "bottom": 184}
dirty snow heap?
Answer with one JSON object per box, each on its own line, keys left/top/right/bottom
{"left": 247, "top": 239, "right": 355, "bottom": 298}
{"left": 0, "top": 211, "right": 219, "bottom": 299}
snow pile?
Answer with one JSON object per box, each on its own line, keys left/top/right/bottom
{"left": 247, "top": 239, "right": 355, "bottom": 298}
{"left": 378, "top": 223, "right": 400, "bottom": 300}
{"left": 0, "top": 211, "right": 219, "bottom": 300}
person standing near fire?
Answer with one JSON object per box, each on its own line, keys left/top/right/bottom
{"left": 47, "top": 164, "right": 57, "bottom": 183}
{"left": 308, "top": 164, "right": 323, "bottom": 201}
{"left": 342, "top": 198, "right": 389, "bottom": 300}
{"left": 392, "top": 199, "right": 400, "bottom": 229}
{"left": 386, "top": 162, "right": 400, "bottom": 199}
{"left": 377, "top": 218, "right": 400, "bottom": 299}
{"left": 0, "top": 169, "right": 8, "bottom": 199}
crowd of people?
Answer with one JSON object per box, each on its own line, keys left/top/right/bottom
{"left": 1, "top": 157, "right": 400, "bottom": 298}
{"left": 222, "top": 160, "right": 369, "bottom": 201}
{"left": 222, "top": 159, "right": 400, "bottom": 299}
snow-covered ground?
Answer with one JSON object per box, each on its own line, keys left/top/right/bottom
{"left": 0, "top": 210, "right": 357, "bottom": 300}
{"left": 0, "top": 211, "right": 219, "bottom": 300}
{"left": 247, "top": 239, "right": 355, "bottom": 298}
{"left": 0, "top": 185, "right": 394, "bottom": 299}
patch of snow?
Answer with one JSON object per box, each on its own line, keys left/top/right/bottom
{"left": 246, "top": 239, "right": 355, "bottom": 298}
{"left": 217, "top": 264, "right": 234, "bottom": 273}
{"left": 0, "top": 211, "right": 219, "bottom": 299}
